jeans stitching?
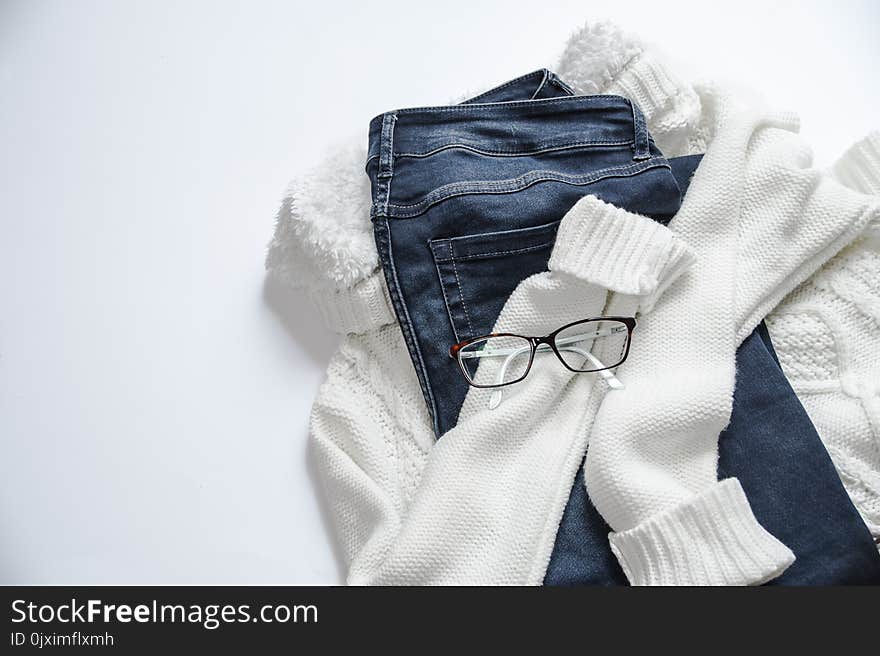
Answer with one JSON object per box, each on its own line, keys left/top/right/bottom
{"left": 529, "top": 69, "right": 549, "bottom": 100}
{"left": 631, "top": 104, "right": 650, "bottom": 161}
{"left": 375, "top": 216, "right": 440, "bottom": 435}
{"left": 386, "top": 94, "right": 634, "bottom": 115}
{"left": 463, "top": 69, "right": 546, "bottom": 104}
{"left": 366, "top": 137, "right": 654, "bottom": 166}
{"left": 433, "top": 240, "right": 554, "bottom": 262}
{"left": 430, "top": 218, "right": 561, "bottom": 251}
{"left": 394, "top": 140, "right": 632, "bottom": 159}
{"left": 378, "top": 114, "right": 398, "bottom": 215}
{"left": 548, "top": 73, "right": 576, "bottom": 96}
{"left": 392, "top": 160, "right": 657, "bottom": 205}
{"left": 449, "top": 243, "right": 475, "bottom": 339}
{"left": 430, "top": 243, "right": 463, "bottom": 346}
{"left": 385, "top": 159, "right": 668, "bottom": 218}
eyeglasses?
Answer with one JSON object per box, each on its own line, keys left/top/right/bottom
{"left": 449, "top": 317, "right": 636, "bottom": 391}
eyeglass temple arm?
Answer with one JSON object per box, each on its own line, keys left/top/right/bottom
{"left": 487, "top": 343, "right": 533, "bottom": 409}
{"left": 488, "top": 344, "right": 623, "bottom": 410}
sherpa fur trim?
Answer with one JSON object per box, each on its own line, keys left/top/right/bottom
{"left": 555, "top": 21, "right": 644, "bottom": 96}
{"left": 266, "top": 141, "right": 375, "bottom": 292}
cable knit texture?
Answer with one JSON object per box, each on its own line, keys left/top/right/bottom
{"left": 265, "top": 20, "right": 880, "bottom": 584}
{"left": 766, "top": 132, "right": 880, "bottom": 538}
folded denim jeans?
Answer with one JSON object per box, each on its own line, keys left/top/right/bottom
{"left": 366, "top": 71, "right": 880, "bottom": 584}
{"left": 367, "top": 69, "right": 681, "bottom": 438}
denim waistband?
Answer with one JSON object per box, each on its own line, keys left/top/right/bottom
{"left": 366, "top": 86, "right": 651, "bottom": 176}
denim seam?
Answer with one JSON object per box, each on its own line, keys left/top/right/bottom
{"left": 631, "top": 104, "right": 651, "bottom": 161}
{"left": 433, "top": 240, "right": 554, "bottom": 262}
{"left": 375, "top": 216, "right": 440, "bottom": 436}
{"left": 378, "top": 114, "right": 398, "bottom": 216}
{"left": 383, "top": 158, "right": 669, "bottom": 218}
{"left": 463, "top": 70, "right": 548, "bottom": 104}
{"left": 458, "top": 221, "right": 559, "bottom": 242}
{"left": 448, "top": 244, "right": 475, "bottom": 339}
{"left": 393, "top": 140, "right": 633, "bottom": 159}
{"left": 530, "top": 70, "right": 550, "bottom": 100}
{"left": 430, "top": 245, "right": 463, "bottom": 345}
{"left": 548, "top": 73, "right": 576, "bottom": 96}
{"left": 385, "top": 94, "right": 635, "bottom": 115}
{"left": 384, "top": 174, "right": 393, "bottom": 216}
{"left": 378, "top": 114, "right": 396, "bottom": 178}
{"left": 366, "top": 138, "right": 655, "bottom": 166}
{"left": 392, "top": 159, "right": 660, "bottom": 206}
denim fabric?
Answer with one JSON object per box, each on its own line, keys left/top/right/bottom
{"left": 367, "top": 70, "right": 682, "bottom": 437}
{"left": 720, "top": 323, "right": 880, "bottom": 585}
{"left": 367, "top": 72, "right": 880, "bottom": 584}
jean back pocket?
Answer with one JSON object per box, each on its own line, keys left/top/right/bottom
{"left": 429, "top": 219, "right": 560, "bottom": 343}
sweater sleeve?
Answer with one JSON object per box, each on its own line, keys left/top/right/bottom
{"left": 734, "top": 126, "right": 880, "bottom": 343}
{"left": 548, "top": 195, "right": 694, "bottom": 309}
{"left": 830, "top": 131, "right": 880, "bottom": 196}
{"left": 581, "top": 119, "right": 801, "bottom": 584}
{"left": 312, "top": 195, "right": 694, "bottom": 585}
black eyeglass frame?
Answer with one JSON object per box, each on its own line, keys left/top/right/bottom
{"left": 448, "top": 316, "right": 637, "bottom": 389}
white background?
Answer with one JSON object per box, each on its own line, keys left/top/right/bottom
{"left": 1, "top": 0, "right": 878, "bottom": 584}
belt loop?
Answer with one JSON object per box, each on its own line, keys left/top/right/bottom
{"left": 630, "top": 102, "right": 651, "bottom": 161}
{"left": 372, "top": 112, "right": 397, "bottom": 217}
{"left": 378, "top": 112, "right": 397, "bottom": 179}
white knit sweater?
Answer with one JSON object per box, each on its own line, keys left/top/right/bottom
{"left": 766, "top": 134, "right": 880, "bottom": 539}
{"left": 267, "top": 22, "right": 880, "bottom": 584}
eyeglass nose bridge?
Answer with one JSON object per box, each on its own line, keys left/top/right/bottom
{"left": 532, "top": 335, "right": 553, "bottom": 348}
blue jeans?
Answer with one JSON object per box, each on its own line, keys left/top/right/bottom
{"left": 367, "top": 69, "right": 681, "bottom": 437}
{"left": 367, "top": 71, "right": 880, "bottom": 584}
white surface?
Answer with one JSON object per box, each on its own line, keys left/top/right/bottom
{"left": 1, "top": 0, "right": 877, "bottom": 584}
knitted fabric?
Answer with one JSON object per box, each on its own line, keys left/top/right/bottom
{"left": 580, "top": 96, "right": 876, "bottom": 584}
{"left": 766, "top": 133, "right": 880, "bottom": 538}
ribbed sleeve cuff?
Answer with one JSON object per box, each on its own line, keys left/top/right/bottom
{"left": 605, "top": 51, "right": 700, "bottom": 134}
{"left": 608, "top": 479, "right": 795, "bottom": 586}
{"left": 831, "top": 131, "right": 880, "bottom": 195}
{"left": 307, "top": 271, "right": 396, "bottom": 334}
{"left": 548, "top": 195, "right": 693, "bottom": 305}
